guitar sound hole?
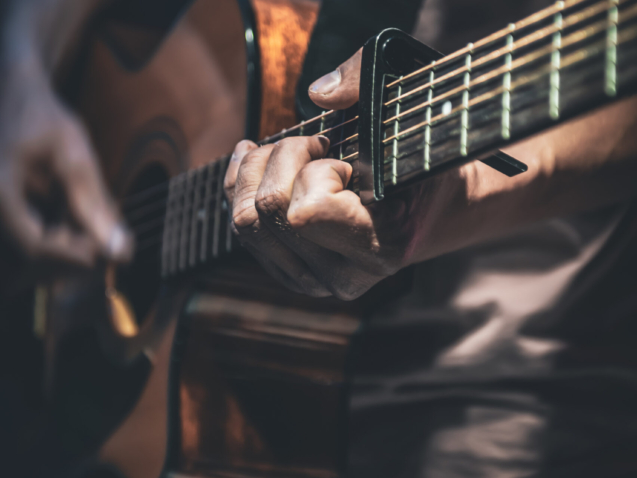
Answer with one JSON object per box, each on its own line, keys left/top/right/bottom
{"left": 118, "top": 164, "right": 169, "bottom": 326}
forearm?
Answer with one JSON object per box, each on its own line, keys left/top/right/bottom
{"left": 408, "top": 95, "right": 637, "bottom": 264}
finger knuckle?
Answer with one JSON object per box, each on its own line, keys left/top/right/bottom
{"left": 240, "top": 148, "right": 266, "bottom": 168}
{"left": 287, "top": 203, "right": 312, "bottom": 229}
{"left": 232, "top": 200, "right": 260, "bottom": 231}
{"left": 287, "top": 193, "right": 330, "bottom": 230}
{"left": 255, "top": 188, "right": 287, "bottom": 217}
{"left": 297, "top": 161, "right": 331, "bottom": 183}
{"left": 298, "top": 161, "right": 321, "bottom": 177}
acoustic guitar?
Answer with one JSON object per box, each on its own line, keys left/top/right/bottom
{"left": 42, "top": 0, "right": 637, "bottom": 477}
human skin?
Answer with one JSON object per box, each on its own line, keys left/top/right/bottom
{"left": 224, "top": 50, "right": 637, "bottom": 300}
{"left": 0, "top": 0, "right": 131, "bottom": 273}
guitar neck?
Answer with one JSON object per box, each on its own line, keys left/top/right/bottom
{"left": 159, "top": 155, "right": 235, "bottom": 277}
{"left": 156, "top": 0, "right": 637, "bottom": 278}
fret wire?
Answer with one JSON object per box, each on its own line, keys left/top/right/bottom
{"left": 388, "top": 81, "right": 401, "bottom": 185}
{"left": 179, "top": 171, "right": 195, "bottom": 270}
{"left": 383, "top": 4, "right": 634, "bottom": 128}
{"left": 605, "top": 0, "right": 619, "bottom": 96}
{"left": 383, "top": 23, "right": 637, "bottom": 145}
{"left": 320, "top": 111, "right": 327, "bottom": 136}
{"left": 384, "top": 0, "right": 623, "bottom": 109}
{"left": 550, "top": 4, "right": 565, "bottom": 120}
{"left": 161, "top": 177, "right": 177, "bottom": 277}
{"left": 461, "top": 44, "right": 473, "bottom": 157}
{"left": 424, "top": 63, "right": 435, "bottom": 170}
{"left": 200, "top": 162, "right": 215, "bottom": 262}
{"left": 212, "top": 159, "right": 225, "bottom": 258}
{"left": 169, "top": 175, "right": 184, "bottom": 274}
{"left": 386, "top": 0, "right": 591, "bottom": 89}
{"left": 188, "top": 166, "right": 205, "bottom": 267}
{"left": 338, "top": 110, "right": 347, "bottom": 159}
{"left": 206, "top": 164, "right": 217, "bottom": 260}
{"left": 502, "top": 25, "right": 515, "bottom": 140}
{"left": 226, "top": 206, "right": 233, "bottom": 253}
{"left": 300, "top": 120, "right": 305, "bottom": 136}
{"left": 224, "top": 158, "right": 233, "bottom": 253}
{"left": 471, "top": 23, "right": 636, "bottom": 106}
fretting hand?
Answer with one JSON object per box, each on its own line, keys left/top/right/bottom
{"left": 223, "top": 51, "right": 448, "bottom": 299}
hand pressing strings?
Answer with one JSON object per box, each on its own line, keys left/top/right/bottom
{"left": 223, "top": 50, "right": 433, "bottom": 300}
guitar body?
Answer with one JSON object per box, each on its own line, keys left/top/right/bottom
{"left": 44, "top": 1, "right": 407, "bottom": 477}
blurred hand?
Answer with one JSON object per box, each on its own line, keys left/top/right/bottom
{"left": 0, "top": 58, "right": 133, "bottom": 273}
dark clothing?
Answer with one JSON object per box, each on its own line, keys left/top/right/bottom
{"left": 349, "top": 203, "right": 637, "bottom": 478}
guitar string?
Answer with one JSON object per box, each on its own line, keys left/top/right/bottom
{"left": 122, "top": 0, "right": 608, "bottom": 212}
{"left": 386, "top": 0, "right": 605, "bottom": 89}
{"left": 382, "top": 23, "right": 636, "bottom": 145}
{"left": 337, "top": 0, "right": 636, "bottom": 150}
{"left": 336, "top": 13, "right": 637, "bottom": 163}
{"left": 126, "top": 2, "right": 634, "bottom": 241}
{"left": 383, "top": 0, "right": 632, "bottom": 109}
{"left": 130, "top": 22, "right": 637, "bottom": 248}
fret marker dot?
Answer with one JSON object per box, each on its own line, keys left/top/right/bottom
{"left": 198, "top": 209, "right": 206, "bottom": 220}
{"left": 442, "top": 101, "right": 452, "bottom": 116}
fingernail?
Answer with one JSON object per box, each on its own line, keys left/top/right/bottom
{"left": 317, "top": 135, "right": 331, "bottom": 151}
{"left": 108, "top": 223, "right": 134, "bottom": 261}
{"left": 310, "top": 70, "right": 341, "bottom": 95}
{"left": 232, "top": 140, "right": 255, "bottom": 161}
